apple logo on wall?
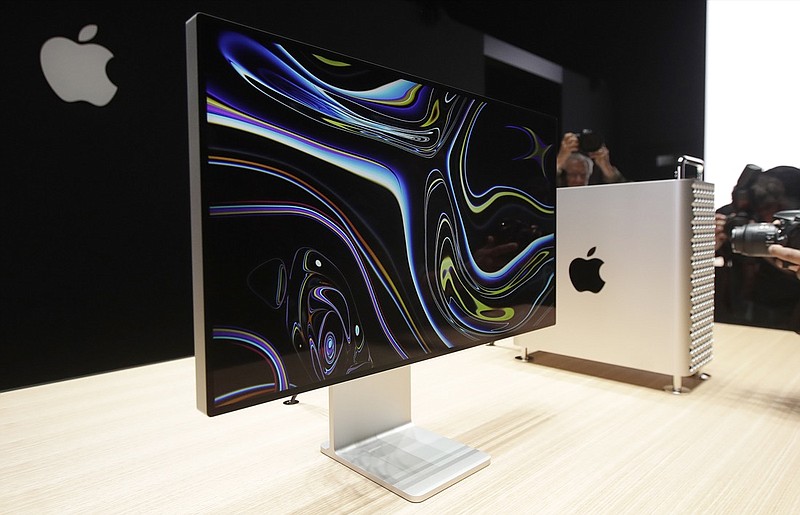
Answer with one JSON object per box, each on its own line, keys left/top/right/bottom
{"left": 568, "top": 246, "right": 606, "bottom": 293}
{"left": 40, "top": 24, "right": 117, "bottom": 107}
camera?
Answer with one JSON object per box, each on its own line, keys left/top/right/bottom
{"left": 731, "top": 210, "right": 800, "bottom": 257}
{"left": 576, "top": 129, "right": 604, "bottom": 154}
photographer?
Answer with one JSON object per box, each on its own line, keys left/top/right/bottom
{"left": 715, "top": 165, "right": 800, "bottom": 332}
{"left": 556, "top": 131, "right": 625, "bottom": 187}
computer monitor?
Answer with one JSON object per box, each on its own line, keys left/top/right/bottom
{"left": 186, "top": 12, "right": 556, "bottom": 500}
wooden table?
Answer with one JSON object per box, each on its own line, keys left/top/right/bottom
{"left": 3, "top": 323, "right": 800, "bottom": 513}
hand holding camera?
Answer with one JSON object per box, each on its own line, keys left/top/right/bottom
{"left": 556, "top": 132, "right": 580, "bottom": 169}
{"left": 557, "top": 130, "right": 604, "bottom": 157}
{"left": 768, "top": 244, "right": 800, "bottom": 280}
{"left": 556, "top": 130, "right": 624, "bottom": 186}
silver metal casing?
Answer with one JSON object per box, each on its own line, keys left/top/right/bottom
{"left": 515, "top": 178, "right": 715, "bottom": 386}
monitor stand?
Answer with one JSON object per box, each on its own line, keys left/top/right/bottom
{"left": 320, "top": 365, "right": 490, "bottom": 502}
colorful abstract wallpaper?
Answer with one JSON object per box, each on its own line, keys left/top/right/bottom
{"left": 189, "top": 14, "right": 557, "bottom": 415}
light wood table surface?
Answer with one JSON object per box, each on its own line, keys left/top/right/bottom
{"left": 2, "top": 323, "right": 800, "bottom": 514}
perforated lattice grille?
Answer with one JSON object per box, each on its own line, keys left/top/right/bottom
{"left": 688, "top": 182, "right": 715, "bottom": 373}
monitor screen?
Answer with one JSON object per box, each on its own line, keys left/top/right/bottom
{"left": 187, "top": 13, "right": 557, "bottom": 416}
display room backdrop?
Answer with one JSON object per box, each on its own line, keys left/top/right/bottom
{"left": 2, "top": 0, "right": 707, "bottom": 391}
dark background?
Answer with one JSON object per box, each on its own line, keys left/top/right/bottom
{"left": 449, "top": 0, "right": 706, "bottom": 180}
{"left": 1, "top": 0, "right": 705, "bottom": 390}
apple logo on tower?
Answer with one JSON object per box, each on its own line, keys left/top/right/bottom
{"left": 40, "top": 24, "right": 117, "bottom": 107}
{"left": 569, "top": 246, "right": 606, "bottom": 293}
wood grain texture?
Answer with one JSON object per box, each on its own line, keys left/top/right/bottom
{"left": 2, "top": 323, "right": 799, "bottom": 514}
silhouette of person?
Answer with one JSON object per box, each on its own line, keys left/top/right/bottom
{"left": 715, "top": 165, "right": 800, "bottom": 332}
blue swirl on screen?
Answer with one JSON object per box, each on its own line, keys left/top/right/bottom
{"left": 210, "top": 199, "right": 411, "bottom": 360}
{"left": 216, "top": 30, "right": 452, "bottom": 156}
{"left": 198, "top": 22, "right": 556, "bottom": 411}
{"left": 212, "top": 327, "right": 291, "bottom": 407}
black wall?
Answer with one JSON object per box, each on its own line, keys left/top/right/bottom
{"left": 446, "top": 0, "right": 707, "bottom": 181}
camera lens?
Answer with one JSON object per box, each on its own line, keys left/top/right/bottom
{"left": 577, "top": 129, "right": 603, "bottom": 154}
{"left": 731, "top": 223, "right": 780, "bottom": 257}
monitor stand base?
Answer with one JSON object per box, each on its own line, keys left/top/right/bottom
{"left": 321, "top": 366, "right": 489, "bottom": 502}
